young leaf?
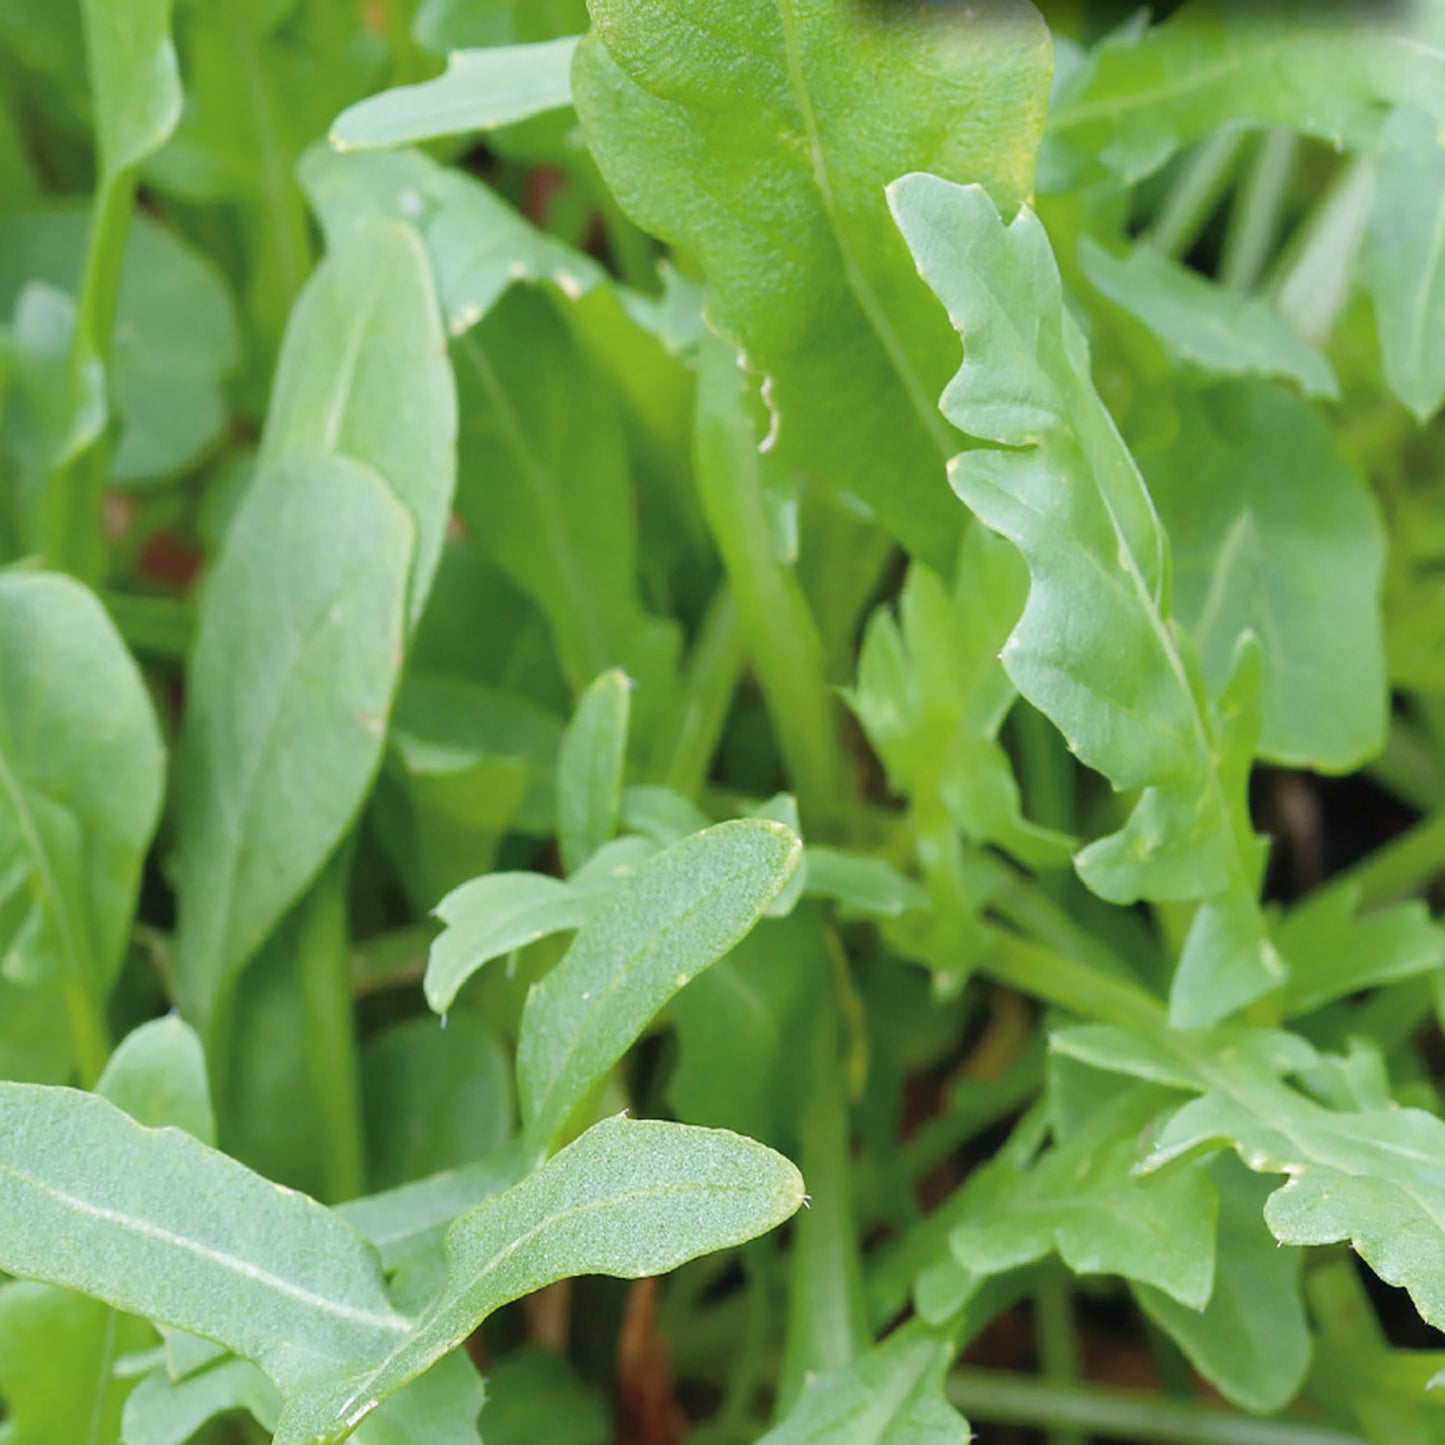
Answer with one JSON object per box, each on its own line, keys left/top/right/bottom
{"left": 890, "top": 174, "right": 1278, "bottom": 1027}
{"left": 574, "top": 0, "right": 1052, "bottom": 566}
{"left": 1049, "top": 0, "right": 1445, "bottom": 184}
{"left": 0, "top": 1082, "right": 410, "bottom": 1394}
{"left": 517, "top": 818, "right": 802, "bottom": 1157}
{"left": 1360, "top": 107, "right": 1445, "bottom": 422}
{"left": 557, "top": 668, "right": 631, "bottom": 875}
{"left": 1137, "top": 380, "right": 1387, "bottom": 772}
{"left": 0, "top": 569, "right": 164, "bottom": 1080}
{"left": 276, "top": 1116, "right": 806, "bottom": 1444}
{"left": 759, "top": 1323, "right": 970, "bottom": 1445}
{"left": 1078, "top": 237, "right": 1337, "bottom": 398}
{"left": 81, "top": 0, "right": 180, "bottom": 187}
{"left": 331, "top": 36, "right": 578, "bottom": 150}
{"left": 170, "top": 455, "right": 413, "bottom": 1037}
{"left": 96, "top": 1015, "right": 215, "bottom": 1145}
{"left": 260, "top": 218, "right": 457, "bottom": 628}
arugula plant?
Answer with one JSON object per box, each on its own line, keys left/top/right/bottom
{"left": 4, "top": 0, "right": 1445, "bottom": 1441}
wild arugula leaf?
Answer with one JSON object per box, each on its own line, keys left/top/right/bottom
{"left": 170, "top": 455, "right": 413, "bottom": 1038}
{"left": 518, "top": 818, "right": 802, "bottom": 1157}
{"left": 0, "top": 569, "right": 164, "bottom": 1082}
{"left": 331, "top": 36, "right": 578, "bottom": 150}
{"left": 1078, "top": 236, "right": 1337, "bottom": 399}
{"left": 1049, "top": 0, "right": 1445, "bottom": 184}
{"left": 1360, "top": 108, "right": 1445, "bottom": 423}
{"left": 275, "top": 1116, "right": 806, "bottom": 1444}
{"left": 1137, "top": 379, "right": 1387, "bottom": 771}
{"left": 891, "top": 173, "right": 1279, "bottom": 1027}
{"left": 97, "top": 1015, "right": 215, "bottom": 1144}
{"left": 574, "top": 0, "right": 1052, "bottom": 566}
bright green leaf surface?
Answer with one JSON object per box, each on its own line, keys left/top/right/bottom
{"left": 1139, "top": 380, "right": 1387, "bottom": 771}
{"left": 97, "top": 1016, "right": 215, "bottom": 1145}
{"left": 277, "top": 1116, "right": 805, "bottom": 1444}
{"left": 557, "top": 668, "right": 631, "bottom": 874}
{"left": 1078, "top": 236, "right": 1337, "bottom": 398}
{"left": 171, "top": 455, "right": 413, "bottom": 1036}
{"left": 81, "top": 0, "right": 180, "bottom": 183}
{"left": 1361, "top": 107, "right": 1445, "bottom": 422}
{"left": 518, "top": 818, "right": 802, "bottom": 1157}
{"left": 331, "top": 37, "right": 578, "bottom": 150}
{"left": 891, "top": 173, "right": 1279, "bottom": 1026}
{"left": 260, "top": 218, "right": 456, "bottom": 628}
{"left": 574, "top": 0, "right": 1052, "bottom": 566}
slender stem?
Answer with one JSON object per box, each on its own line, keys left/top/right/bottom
{"left": 1221, "top": 129, "right": 1298, "bottom": 293}
{"left": 1035, "top": 1279, "right": 1086, "bottom": 1445}
{"left": 349, "top": 923, "right": 434, "bottom": 998}
{"left": 693, "top": 334, "right": 848, "bottom": 835}
{"left": 1011, "top": 701, "right": 1076, "bottom": 837}
{"left": 947, "top": 1371, "right": 1364, "bottom": 1445}
{"left": 298, "top": 847, "right": 366, "bottom": 1202}
{"left": 1365, "top": 717, "right": 1445, "bottom": 811}
{"left": 981, "top": 932, "right": 1165, "bottom": 1033}
{"left": 1150, "top": 129, "right": 1249, "bottom": 259}
{"left": 655, "top": 586, "right": 746, "bottom": 797}
{"left": 101, "top": 589, "right": 194, "bottom": 662}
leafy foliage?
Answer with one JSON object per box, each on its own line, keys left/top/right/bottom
{"left": 6, "top": 2, "right": 1445, "bottom": 1443}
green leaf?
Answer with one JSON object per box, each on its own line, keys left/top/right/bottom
{"left": 472, "top": 1345, "right": 611, "bottom": 1445}
{"left": 301, "top": 145, "right": 607, "bottom": 338}
{"left": 890, "top": 173, "right": 1278, "bottom": 1026}
{"left": 759, "top": 1323, "right": 970, "bottom": 1445}
{"left": 1078, "top": 237, "right": 1337, "bottom": 398}
{"left": 804, "top": 848, "right": 928, "bottom": 920}
{"left": 0, "top": 1082, "right": 410, "bottom": 1396}
{"left": 557, "top": 668, "right": 631, "bottom": 875}
{"left": 0, "top": 569, "right": 164, "bottom": 1080}
{"left": 0, "top": 205, "right": 239, "bottom": 485}
{"left": 260, "top": 218, "right": 457, "bottom": 628}
{"left": 1132, "top": 1159, "right": 1310, "bottom": 1414}
{"left": 948, "top": 1084, "right": 1218, "bottom": 1310}
{"left": 1049, "top": 0, "right": 1445, "bottom": 184}
{"left": 275, "top": 1116, "right": 805, "bottom": 1445}
{"left": 517, "top": 818, "right": 802, "bottom": 1158}
{"left": 122, "top": 1356, "right": 281, "bottom": 1445}
{"left": 1138, "top": 379, "right": 1387, "bottom": 771}
{"left": 331, "top": 36, "right": 577, "bottom": 150}
{"left": 171, "top": 455, "right": 413, "bottom": 1037}
{"left": 574, "top": 0, "right": 1052, "bottom": 566}
{"left": 81, "top": 0, "right": 180, "bottom": 184}
{"left": 97, "top": 1016, "right": 215, "bottom": 1145}
{"left": 1361, "top": 108, "right": 1445, "bottom": 422}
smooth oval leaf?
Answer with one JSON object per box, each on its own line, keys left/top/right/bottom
{"left": 171, "top": 454, "right": 414, "bottom": 1036}
{"left": 517, "top": 818, "right": 803, "bottom": 1157}
{"left": 278, "top": 1116, "right": 805, "bottom": 1444}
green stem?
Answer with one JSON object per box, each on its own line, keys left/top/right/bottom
{"left": 297, "top": 847, "right": 366, "bottom": 1202}
{"left": 1150, "top": 129, "right": 1249, "bottom": 259}
{"left": 1221, "top": 129, "right": 1298, "bottom": 293}
{"left": 693, "top": 333, "right": 848, "bottom": 835}
{"left": 101, "top": 589, "right": 194, "bottom": 662}
{"left": 1365, "top": 717, "right": 1445, "bottom": 811}
{"left": 655, "top": 586, "right": 746, "bottom": 797}
{"left": 1011, "top": 700, "right": 1076, "bottom": 837}
{"left": 947, "top": 1371, "right": 1363, "bottom": 1445}
{"left": 1034, "top": 1279, "right": 1086, "bottom": 1445}
{"left": 981, "top": 932, "right": 1165, "bottom": 1033}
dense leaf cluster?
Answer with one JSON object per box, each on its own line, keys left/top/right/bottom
{"left": 2, "top": 0, "right": 1445, "bottom": 1441}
